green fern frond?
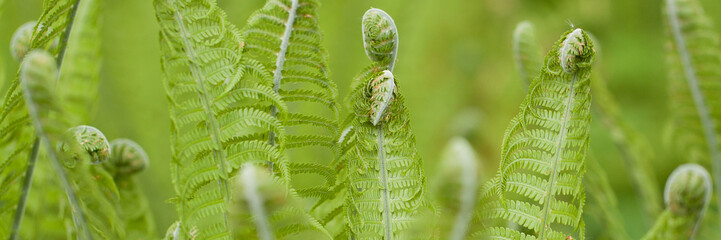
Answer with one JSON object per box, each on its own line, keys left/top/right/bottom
{"left": 104, "top": 139, "right": 157, "bottom": 239}
{"left": 243, "top": 0, "right": 340, "bottom": 183}
{"left": 664, "top": 0, "right": 721, "bottom": 224}
{"left": 512, "top": 21, "right": 543, "bottom": 86}
{"left": 361, "top": 8, "right": 398, "bottom": 71}
{"left": 481, "top": 28, "right": 595, "bottom": 239}
{"left": 154, "top": 0, "right": 290, "bottom": 238}
{"left": 642, "top": 164, "right": 711, "bottom": 239}
{"left": 432, "top": 137, "right": 483, "bottom": 240}
{"left": 339, "top": 70, "right": 431, "bottom": 239}
{"left": 230, "top": 164, "right": 332, "bottom": 240}
{"left": 58, "top": 0, "right": 102, "bottom": 124}
{"left": 9, "top": 21, "right": 35, "bottom": 61}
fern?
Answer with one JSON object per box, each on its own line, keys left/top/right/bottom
{"left": 105, "top": 139, "right": 157, "bottom": 239}
{"left": 642, "top": 164, "right": 711, "bottom": 239}
{"left": 230, "top": 164, "right": 332, "bottom": 240}
{"left": 242, "top": 0, "right": 339, "bottom": 192}
{"left": 432, "top": 137, "right": 483, "bottom": 240}
{"left": 584, "top": 155, "right": 630, "bottom": 240}
{"left": 512, "top": 21, "right": 543, "bottom": 86}
{"left": 338, "top": 69, "right": 430, "bottom": 239}
{"left": 664, "top": 0, "right": 721, "bottom": 225}
{"left": 154, "top": 0, "right": 290, "bottom": 238}
{"left": 480, "top": 28, "right": 595, "bottom": 239}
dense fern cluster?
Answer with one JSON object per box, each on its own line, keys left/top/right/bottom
{"left": 3, "top": 0, "right": 721, "bottom": 239}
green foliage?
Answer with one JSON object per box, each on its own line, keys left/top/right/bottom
{"left": 230, "top": 164, "right": 331, "bottom": 240}
{"left": 480, "top": 28, "right": 595, "bottom": 239}
{"left": 512, "top": 21, "right": 542, "bottom": 86}
{"left": 584, "top": 155, "right": 631, "bottom": 240}
{"left": 106, "top": 139, "right": 157, "bottom": 239}
{"left": 642, "top": 164, "right": 711, "bottom": 239}
{"left": 664, "top": 0, "right": 721, "bottom": 226}
{"left": 154, "top": 0, "right": 290, "bottom": 238}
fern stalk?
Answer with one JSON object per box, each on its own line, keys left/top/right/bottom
{"left": 8, "top": 139, "right": 39, "bottom": 240}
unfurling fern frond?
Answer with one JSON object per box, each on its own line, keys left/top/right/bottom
{"left": 664, "top": 0, "right": 721, "bottom": 223}
{"left": 230, "top": 164, "right": 331, "bottom": 240}
{"left": 512, "top": 21, "right": 543, "bottom": 86}
{"left": 105, "top": 139, "right": 157, "bottom": 239}
{"left": 338, "top": 70, "right": 430, "bottom": 239}
{"left": 432, "top": 137, "right": 483, "bottom": 240}
{"left": 154, "top": 0, "right": 290, "bottom": 238}
{"left": 347, "top": 8, "right": 399, "bottom": 98}
{"left": 642, "top": 164, "right": 711, "bottom": 239}
{"left": 481, "top": 28, "right": 595, "bottom": 239}
{"left": 10, "top": 21, "right": 36, "bottom": 61}
{"left": 242, "top": 0, "right": 339, "bottom": 193}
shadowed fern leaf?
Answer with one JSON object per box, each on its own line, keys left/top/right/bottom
{"left": 480, "top": 28, "right": 595, "bottom": 239}
{"left": 230, "top": 164, "right": 332, "bottom": 240}
{"left": 642, "top": 164, "right": 711, "bottom": 239}
{"left": 242, "top": 0, "right": 339, "bottom": 193}
{"left": 104, "top": 139, "right": 157, "bottom": 239}
{"left": 664, "top": 0, "right": 721, "bottom": 224}
{"left": 154, "top": 0, "right": 290, "bottom": 238}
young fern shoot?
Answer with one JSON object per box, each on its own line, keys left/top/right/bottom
{"left": 230, "top": 164, "right": 332, "bottom": 240}
{"left": 642, "top": 164, "right": 711, "bottom": 239}
{"left": 664, "top": 0, "right": 721, "bottom": 225}
{"left": 481, "top": 28, "right": 595, "bottom": 239}
{"left": 154, "top": 0, "right": 290, "bottom": 238}
{"left": 512, "top": 21, "right": 543, "bottom": 86}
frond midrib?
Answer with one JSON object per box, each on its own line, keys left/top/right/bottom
{"left": 168, "top": 0, "right": 231, "bottom": 233}
{"left": 377, "top": 125, "right": 393, "bottom": 240}
{"left": 666, "top": 0, "right": 721, "bottom": 224}
{"left": 539, "top": 72, "right": 578, "bottom": 239}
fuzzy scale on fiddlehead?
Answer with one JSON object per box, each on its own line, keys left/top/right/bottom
{"left": 643, "top": 164, "right": 711, "bottom": 239}
{"left": 480, "top": 28, "right": 595, "bottom": 240}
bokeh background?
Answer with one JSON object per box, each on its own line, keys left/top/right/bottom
{"left": 2, "top": 0, "right": 721, "bottom": 238}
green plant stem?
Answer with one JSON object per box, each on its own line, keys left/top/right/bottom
{"left": 377, "top": 125, "right": 392, "bottom": 240}
{"left": 267, "top": 0, "right": 298, "bottom": 153}
{"left": 9, "top": 138, "right": 39, "bottom": 240}
{"left": 666, "top": 0, "right": 721, "bottom": 226}
{"left": 56, "top": 0, "right": 81, "bottom": 67}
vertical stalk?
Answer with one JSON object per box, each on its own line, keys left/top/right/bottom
{"left": 9, "top": 139, "right": 39, "bottom": 240}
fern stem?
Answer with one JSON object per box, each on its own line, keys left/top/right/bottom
{"left": 377, "top": 126, "right": 393, "bottom": 240}
{"left": 448, "top": 139, "right": 478, "bottom": 240}
{"left": 666, "top": 0, "right": 721, "bottom": 225}
{"left": 56, "top": 0, "right": 81, "bottom": 67}
{"left": 169, "top": 1, "right": 232, "bottom": 233}
{"left": 241, "top": 166, "right": 274, "bottom": 240}
{"left": 9, "top": 138, "right": 39, "bottom": 240}
{"left": 539, "top": 72, "right": 577, "bottom": 239}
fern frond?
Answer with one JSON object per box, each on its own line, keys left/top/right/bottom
{"left": 512, "top": 21, "right": 543, "bottom": 86}
{"left": 154, "top": 0, "right": 290, "bottom": 238}
{"left": 432, "top": 137, "right": 483, "bottom": 240}
{"left": 664, "top": 0, "right": 721, "bottom": 225}
{"left": 481, "top": 28, "right": 595, "bottom": 239}
{"left": 243, "top": 0, "right": 339, "bottom": 184}
{"left": 642, "top": 164, "right": 711, "bottom": 239}
{"left": 105, "top": 139, "right": 157, "bottom": 239}
{"left": 339, "top": 70, "right": 431, "bottom": 239}
{"left": 9, "top": 21, "right": 35, "bottom": 61}
{"left": 230, "top": 164, "right": 332, "bottom": 240}
{"left": 361, "top": 8, "right": 398, "bottom": 71}
{"left": 58, "top": 0, "right": 102, "bottom": 124}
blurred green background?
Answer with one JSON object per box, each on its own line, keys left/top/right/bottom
{"left": 2, "top": 0, "right": 721, "bottom": 238}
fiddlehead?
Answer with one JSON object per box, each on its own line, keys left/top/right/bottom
{"left": 105, "top": 139, "right": 157, "bottom": 239}
{"left": 481, "top": 28, "right": 595, "bottom": 239}
{"left": 10, "top": 21, "right": 36, "bottom": 61}
{"left": 512, "top": 21, "right": 543, "bottom": 86}
{"left": 642, "top": 164, "right": 711, "bottom": 239}
{"left": 362, "top": 8, "right": 399, "bottom": 71}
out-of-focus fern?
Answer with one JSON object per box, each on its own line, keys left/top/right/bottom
{"left": 432, "top": 137, "right": 483, "bottom": 240}
{"left": 512, "top": 21, "right": 543, "bottom": 86}
{"left": 338, "top": 69, "right": 431, "bottom": 239}
{"left": 664, "top": 0, "right": 721, "bottom": 224}
{"left": 642, "top": 164, "right": 711, "bottom": 239}
{"left": 584, "top": 155, "right": 631, "bottom": 240}
{"left": 104, "top": 139, "right": 157, "bottom": 239}
{"left": 242, "top": 0, "right": 339, "bottom": 193}
{"left": 230, "top": 164, "right": 331, "bottom": 240}
{"left": 154, "top": 0, "right": 290, "bottom": 238}
{"left": 480, "top": 28, "right": 595, "bottom": 239}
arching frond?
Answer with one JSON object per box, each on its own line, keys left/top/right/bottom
{"left": 154, "top": 0, "right": 290, "bottom": 238}
{"left": 481, "top": 28, "right": 595, "bottom": 239}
